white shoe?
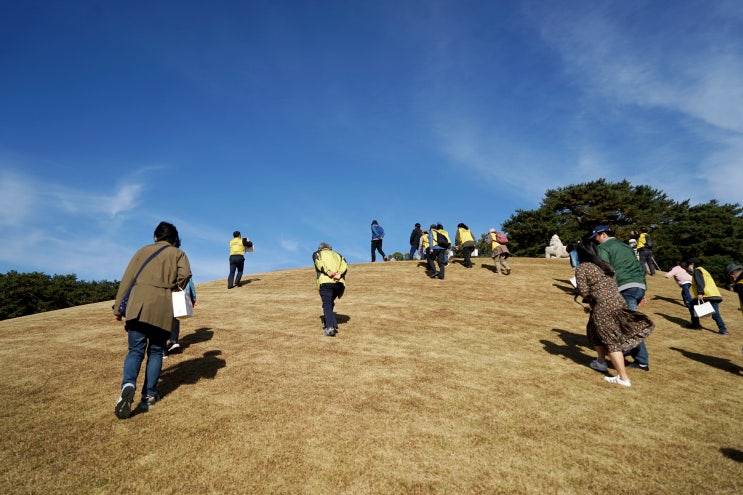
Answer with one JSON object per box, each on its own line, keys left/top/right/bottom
{"left": 604, "top": 375, "right": 631, "bottom": 387}
{"left": 167, "top": 342, "right": 181, "bottom": 353}
{"left": 589, "top": 359, "right": 608, "bottom": 372}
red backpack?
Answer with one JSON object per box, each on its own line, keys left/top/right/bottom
{"left": 495, "top": 232, "right": 508, "bottom": 244}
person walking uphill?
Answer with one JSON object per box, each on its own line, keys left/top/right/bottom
{"left": 687, "top": 258, "right": 729, "bottom": 335}
{"left": 488, "top": 228, "right": 511, "bottom": 275}
{"left": 575, "top": 241, "right": 654, "bottom": 387}
{"left": 228, "top": 230, "right": 252, "bottom": 289}
{"left": 427, "top": 223, "right": 450, "bottom": 280}
{"left": 409, "top": 223, "right": 422, "bottom": 260}
{"left": 113, "top": 221, "right": 192, "bottom": 419}
{"left": 370, "top": 220, "right": 387, "bottom": 262}
{"left": 636, "top": 227, "right": 656, "bottom": 276}
{"left": 313, "top": 242, "right": 348, "bottom": 337}
{"left": 455, "top": 223, "right": 476, "bottom": 268}
{"left": 590, "top": 225, "right": 650, "bottom": 371}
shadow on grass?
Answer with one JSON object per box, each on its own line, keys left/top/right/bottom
{"left": 720, "top": 448, "right": 743, "bottom": 463}
{"left": 319, "top": 314, "right": 351, "bottom": 327}
{"left": 652, "top": 294, "right": 685, "bottom": 307}
{"left": 237, "top": 277, "right": 261, "bottom": 286}
{"left": 159, "top": 350, "right": 227, "bottom": 398}
{"left": 669, "top": 347, "right": 743, "bottom": 376}
{"left": 654, "top": 312, "right": 692, "bottom": 328}
{"left": 178, "top": 327, "right": 214, "bottom": 351}
{"left": 552, "top": 280, "right": 578, "bottom": 295}
{"left": 541, "top": 328, "right": 591, "bottom": 366}
{"left": 480, "top": 264, "right": 508, "bottom": 275}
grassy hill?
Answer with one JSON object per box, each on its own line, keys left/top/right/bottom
{"left": 1, "top": 257, "right": 742, "bottom": 494}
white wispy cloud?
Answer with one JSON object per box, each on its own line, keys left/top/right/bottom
{"left": 280, "top": 239, "right": 300, "bottom": 252}
{"left": 0, "top": 170, "right": 34, "bottom": 226}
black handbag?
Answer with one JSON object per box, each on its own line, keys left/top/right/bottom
{"left": 117, "top": 245, "right": 169, "bottom": 316}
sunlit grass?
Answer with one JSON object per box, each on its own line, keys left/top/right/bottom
{"left": 0, "top": 257, "right": 741, "bottom": 494}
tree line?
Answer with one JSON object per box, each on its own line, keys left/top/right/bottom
{"left": 0, "top": 271, "right": 119, "bottom": 321}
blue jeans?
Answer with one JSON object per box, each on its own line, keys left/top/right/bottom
{"left": 170, "top": 319, "right": 181, "bottom": 344}
{"left": 621, "top": 287, "right": 649, "bottom": 366}
{"left": 569, "top": 250, "right": 579, "bottom": 269}
{"left": 121, "top": 320, "right": 169, "bottom": 399}
{"left": 680, "top": 284, "right": 695, "bottom": 321}
{"left": 409, "top": 244, "right": 418, "bottom": 260}
{"left": 692, "top": 300, "right": 728, "bottom": 333}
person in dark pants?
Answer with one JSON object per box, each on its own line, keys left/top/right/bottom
{"left": 409, "top": 223, "right": 422, "bottom": 260}
{"left": 228, "top": 230, "right": 251, "bottom": 289}
{"left": 427, "top": 223, "right": 450, "bottom": 280}
{"left": 313, "top": 242, "right": 348, "bottom": 337}
{"left": 370, "top": 220, "right": 387, "bottom": 262}
{"left": 455, "top": 223, "right": 476, "bottom": 268}
{"left": 637, "top": 227, "right": 656, "bottom": 275}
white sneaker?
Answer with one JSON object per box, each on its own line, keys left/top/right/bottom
{"left": 604, "top": 375, "right": 631, "bottom": 387}
{"left": 167, "top": 342, "right": 181, "bottom": 353}
{"left": 589, "top": 359, "right": 608, "bottom": 372}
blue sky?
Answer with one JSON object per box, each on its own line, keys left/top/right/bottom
{"left": 1, "top": 0, "right": 742, "bottom": 283}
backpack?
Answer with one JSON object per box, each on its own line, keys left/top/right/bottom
{"left": 435, "top": 230, "right": 451, "bottom": 249}
{"left": 495, "top": 232, "right": 508, "bottom": 244}
{"left": 644, "top": 235, "right": 653, "bottom": 249}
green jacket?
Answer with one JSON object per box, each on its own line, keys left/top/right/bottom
{"left": 596, "top": 237, "right": 646, "bottom": 292}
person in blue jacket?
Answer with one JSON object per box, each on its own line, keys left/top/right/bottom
{"left": 370, "top": 220, "right": 387, "bottom": 262}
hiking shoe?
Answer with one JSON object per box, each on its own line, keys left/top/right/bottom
{"left": 604, "top": 375, "right": 631, "bottom": 387}
{"left": 323, "top": 328, "right": 337, "bottom": 337}
{"left": 115, "top": 383, "right": 135, "bottom": 419}
{"left": 589, "top": 359, "right": 608, "bottom": 372}
{"left": 140, "top": 395, "right": 159, "bottom": 410}
{"left": 718, "top": 331, "right": 729, "bottom": 336}
{"left": 167, "top": 342, "right": 181, "bottom": 353}
{"left": 626, "top": 362, "right": 649, "bottom": 372}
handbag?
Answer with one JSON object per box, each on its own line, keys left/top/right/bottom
{"left": 117, "top": 245, "right": 169, "bottom": 316}
{"left": 693, "top": 301, "right": 715, "bottom": 318}
{"left": 172, "top": 288, "right": 194, "bottom": 318}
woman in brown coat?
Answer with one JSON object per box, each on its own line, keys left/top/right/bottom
{"left": 575, "top": 241, "right": 654, "bottom": 387}
{"left": 114, "top": 221, "right": 191, "bottom": 419}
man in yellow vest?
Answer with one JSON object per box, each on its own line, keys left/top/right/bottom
{"left": 427, "top": 223, "right": 450, "bottom": 280}
{"left": 228, "top": 230, "right": 252, "bottom": 289}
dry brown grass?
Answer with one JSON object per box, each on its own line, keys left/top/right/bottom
{"left": 1, "top": 257, "right": 742, "bottom": 494}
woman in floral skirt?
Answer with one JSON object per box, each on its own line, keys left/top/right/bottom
{"left": 575, "top": 241, "right": 654, "bottom": 387}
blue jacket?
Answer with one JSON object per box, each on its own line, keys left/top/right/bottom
{"left": 371, "top": 224, "right": 385, "bottom": 240}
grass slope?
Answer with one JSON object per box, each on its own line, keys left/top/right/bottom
{"left": 1, "top": 257, "right": 742, "bottom": 494}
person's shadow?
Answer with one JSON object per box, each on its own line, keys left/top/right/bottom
{"left": 158, "top": 350, "right": 227, "bottom": 398}
{"left": 178, "top": 327, "right": 214, "bottom": 351}
{"left": 652, "top": 294, "right": 685, "bottom": 307}
{"left": 540, "top": 328, "right": 593, "bottom": 367}
{"left": 720, "top": 448, "right": 743, "bottom": 462}
{"left": 320, "top": 314, "right": 351, "bottom": 327}
{"left": 654, "top": 312, "right": 692, "bottom": 328}
{"left": 668, "top": 347, "right": 743, "bottom": 376}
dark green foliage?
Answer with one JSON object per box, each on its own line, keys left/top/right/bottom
{"left": 501, "top": 180, "right": 742, "bottom": 284}
{"left": 0, "top": 271, "right": 120, "bottom": 321}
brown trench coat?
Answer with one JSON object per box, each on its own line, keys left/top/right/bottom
{"left": 113, "top": 241, "right": 192, "bottom": 332}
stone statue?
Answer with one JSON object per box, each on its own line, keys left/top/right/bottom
{"left": 545, "top": 234, "right": 569, "bottom": 259}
